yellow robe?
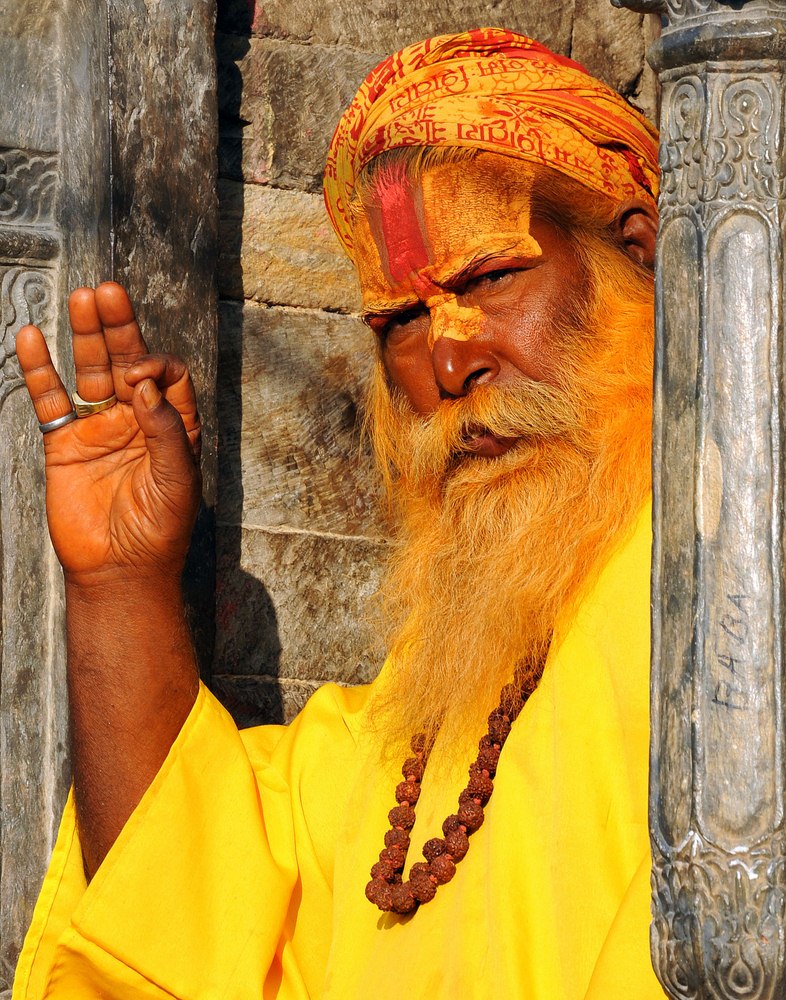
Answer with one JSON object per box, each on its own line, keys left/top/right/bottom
{"left": 13, "top": 503, "right": 665, "bottom": 999}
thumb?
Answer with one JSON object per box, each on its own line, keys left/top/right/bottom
{"left": 131, "top": 378, "right": 200, "bottom": 495}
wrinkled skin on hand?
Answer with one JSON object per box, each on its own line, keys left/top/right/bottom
{"left": 16, "top": 281, "right": 202, "bottom": 585}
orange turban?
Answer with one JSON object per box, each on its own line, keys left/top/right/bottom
{"left": 324, "top": 27, "right": 659, "bottom": 259}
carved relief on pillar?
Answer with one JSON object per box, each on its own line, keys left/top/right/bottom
{"left": 659, "top": 67, "right": 783, "bottom": 212}
{"left": 659, "top": 75, "right": 704, "bottom": 209}
{"left": 666, "top": 0, "right": 725, "bottom": 19}
{"left": 0, "top": 148, "right": 59, "bottom": 409}
{"left": 705, "top": 74, "right": 780, "bottom": 202}
{"left": 0, "top": 149, "right": 57, "bottom": 228}
{"left": 0, "top": 267, "right": 53, "bottom": 408}
{"left": 651, "top": 835, "right": 786, "bottom": 1000}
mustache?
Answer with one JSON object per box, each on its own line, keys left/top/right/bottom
{"left": 394, "top": 377, "right": 586, "bottom": 482}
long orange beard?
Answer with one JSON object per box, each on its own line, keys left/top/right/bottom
{"left": 366, "top": 236, "right": 654, "bottom": 762}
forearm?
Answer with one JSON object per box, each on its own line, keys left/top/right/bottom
{"left": 65, "top": 573, "right": 200, "bottom": 878}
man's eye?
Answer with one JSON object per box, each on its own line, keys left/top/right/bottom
{"left": 380, "top": 306, "right": 427, "bottom": 340}
{"left": 469, "top": 268, "right": 516, "bottom": 288}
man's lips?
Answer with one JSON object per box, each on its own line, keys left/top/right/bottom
{"left": 461, "top": 426, "right": 519, "bottom": 458}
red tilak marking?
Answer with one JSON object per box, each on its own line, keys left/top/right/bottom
{"left": 376, "top": 169, "right": 430, "bottom": 284}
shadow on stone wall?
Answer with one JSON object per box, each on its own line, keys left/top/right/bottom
{"left": 212, "top": 1, "right": 285, "bottom": 725}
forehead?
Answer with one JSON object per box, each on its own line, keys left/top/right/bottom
{"left": 352, "top": 153, "right": 541, "bottom": 306}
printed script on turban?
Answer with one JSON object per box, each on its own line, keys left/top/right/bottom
{"left": 323, "top": 27, "right": 660, "bottom": 259}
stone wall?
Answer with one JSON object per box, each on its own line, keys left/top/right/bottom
{"left": 212, "top": 0, "right": 658, "bottom": 723}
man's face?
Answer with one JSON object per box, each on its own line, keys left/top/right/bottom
{"left": 353, "top": 153, "right": 590, "bottom": 458}
{"left": 356, "top": 152, "right": 655, "bottom": 750}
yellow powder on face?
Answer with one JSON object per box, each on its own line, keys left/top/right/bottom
{"left": 424, "top": 291, "right": 485, "bottom": 348}
{"left": 353, "top": 154, "right": 546, "bottom": 342}
{"left": 417, "top": 157, "right": 544, "bottom": 347}
{"left": 420, "top": 156, "right": 542, "bottom": 267}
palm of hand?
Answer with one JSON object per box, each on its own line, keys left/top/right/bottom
{"left": 17, "top": 283, "right": 202, "bottom": 585}
{"left": 44, "top": 401, "right": 198, "bottom": 578}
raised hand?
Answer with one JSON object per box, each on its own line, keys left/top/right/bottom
{"left": 16, "top": 282, "right": 202, "bottom": 876}
{"left": 16, "top": 281, "right": 201, "bottom": 585}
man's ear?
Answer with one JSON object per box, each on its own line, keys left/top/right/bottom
{"left": 612, "top": 198, "right": 658, "bottom": 270}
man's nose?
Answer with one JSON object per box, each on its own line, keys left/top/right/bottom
{"left": 430, "top": 335, "right": 501, "bottom": 398}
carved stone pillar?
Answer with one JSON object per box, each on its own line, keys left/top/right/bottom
{"left": 612, "top": 1, "right": 786, "bottom": 997}
{"left": 0, "top": 2, "right": 217, "bottom": 990}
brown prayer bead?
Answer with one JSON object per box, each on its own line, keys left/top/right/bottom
{"left": 384, "top": 828, "right": 410, "bottom": 850}
{"left": 422, "top": 837, "right": 446, "bottom": 862}
{"left": 402, "top": 756, "right": 424, "bottom": 781}
{"left": 442, "top": 814, "right": 462, "bottom": 837}
{"left": 466, "top": 772, "right": 493, "bottom": 803}
{"left": 476, "top": 744, "right": 500, "bottom": 775}
{"left": 410, "top": 868, "right": 437, "bottom": 903}
{"left": 388, "top": 804, "right": 416, "bottom": 829}
{"left": 457, "top": 799, "right": 484, "bottom": 832}
{"left": 395, "top": 780, "right": 420, "bottom": 805}
{"left": 381, "top": 844, "right": 407, "bottom": 868}
{"left": 430, "top": 854, "right": 457, "bottom": 885}
{"left": 371, "top": 859, "right": 397, "bottom": 881}
{"left": 444, "top": 828, "right": 469, "bottom": 861}
{"left": 391, "top": 883, "right": 417, "bottom": 913}
{"left": 487, "top": 710, "right": 512, "bottom": 744}
{"left": 366, "top": 878, "right": 393, "bottom": 910}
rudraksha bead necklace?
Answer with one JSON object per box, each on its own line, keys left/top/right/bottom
{"left": 365, "top": 664, "right": 539, "bottom": 914}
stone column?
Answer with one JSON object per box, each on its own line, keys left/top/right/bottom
{"left": 613, "top": 1, "right": 786, "bottom": 997}
{"left": 0, "top": 5, "right": 109, "bottom": 987}
{"left": 0, "top": 2, "right": 217, "bottom": 989}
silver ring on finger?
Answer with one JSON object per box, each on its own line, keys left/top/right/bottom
{"left": 38, "top": 410, "right": 77, "bottom": 434}
{"left": 71, "top": 390, "right": 118, "bottom": 418}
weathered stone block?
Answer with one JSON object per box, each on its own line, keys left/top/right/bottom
{"left": 110, "top": 0, "right": 219, "bottom": 486}
{"left": 217, "top": 32, "right": 272, "bottom": 185}
{"left": 217, "top": 34, "right": 378, "bottom": 190}
{"left": 213, "top": 524, "right": 386, "bottom": 687}
{"left": 218, "top": 94, "right": 273, "bottom": 186}
{"left": 217, "top": 300, "right": 385, "bottom": 535}
{"left": 110, "top": 0, "right": 220, "bottom": 676}
{"left": 218, "top": 179, "right": 360, "bottom": 311}
{"left": 0, "top": 3, "right": 59, "bottom": 152}
{"left": 572, "top": 2, "right": 659, "bottom": 120}
{"left": 219, "top": 0, "right": 575, "bottom": 56}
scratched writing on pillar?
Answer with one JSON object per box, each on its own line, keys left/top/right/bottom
{"left": 712, "top": 593, "right": 750, "bottom": 710}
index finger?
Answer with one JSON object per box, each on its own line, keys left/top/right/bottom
{"left": 93, "top": 282, "right": 149, "bottom": 402}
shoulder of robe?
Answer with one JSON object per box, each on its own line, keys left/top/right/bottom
{"left": 238, "top": 677, "right": 376, "bottom": 773}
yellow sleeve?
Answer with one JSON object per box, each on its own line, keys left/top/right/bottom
{"left": 13, "top": 681, "right": 366, "bottom": 1000}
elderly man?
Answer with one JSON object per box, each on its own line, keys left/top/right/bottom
{"left": 13, "top": 29, "right": 663, "bottom": 1000}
